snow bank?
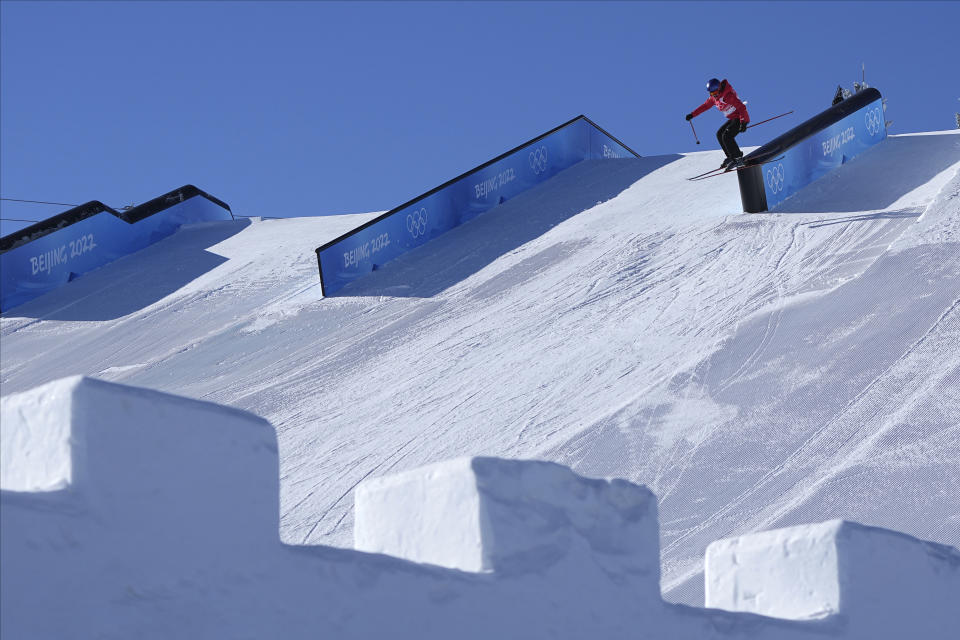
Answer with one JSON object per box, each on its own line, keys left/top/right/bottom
{"left": 2, "top": 377, "right": 958, "bottom": 639}
{"left": 1, "top": 377, "right": 281, "bottom": 638}
{"left": 355, "top": 456, "right": 660, "bottom": 590}
{"left": 0, "top": 378, "right": 74, "bottom": 491}
{"left": 0, "top": 375, "right": 279, "bottom": 540}
{"left": 706, "top": 520, "right": 960, "bottom": 636}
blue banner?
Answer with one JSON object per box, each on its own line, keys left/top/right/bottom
{"left": 762, "top": 97, "right": 886, "bottom": 210}
{"left": 1, "top": 196, "right": 232, "bottom": 312}
{"left": 316, "top": 116, "right": 637, "bottom": 296}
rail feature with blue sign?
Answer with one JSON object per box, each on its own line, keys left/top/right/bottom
{"left": 761, "top": 98, "right": 885, "bottom": 210}
{"left": 0, "top": 186, "right": 233, "bottom": 312}
{"left": 739, "top": 89, "right": 887, "bottom": 213}
{"left": 315, "top": 116, "right": 639, "bottom": 296}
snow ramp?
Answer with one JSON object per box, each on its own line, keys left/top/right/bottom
{"left": 0, "top": 130, "right": 957, "bottom": 608}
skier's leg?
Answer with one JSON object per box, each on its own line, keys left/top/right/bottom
{"left": 716, "top": 122, "right": 730, "bottom": 157}
{"left": 723, "top": 120, "right": 743, "bottom": 159}
{"left": 716, "top": 121, "right": 736, "bottom": 167}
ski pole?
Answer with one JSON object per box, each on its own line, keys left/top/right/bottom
{"left": 689, "top": 120, "right": 700, "bottom": 145}
{"left": 746, "top": 111, "right": 794, "bottom": 130}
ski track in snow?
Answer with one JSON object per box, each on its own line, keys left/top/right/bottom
{"left": 2, "top": 132, "right": 958, "bottom": 606}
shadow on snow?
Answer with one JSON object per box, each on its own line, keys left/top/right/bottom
{"left": 773, "top": 133, "right": 960, "bottom": 215}
{"left": 3, "top": 219, "right": 250, "bottom": 322}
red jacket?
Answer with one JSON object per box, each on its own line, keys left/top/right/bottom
{"left": 691, "top": 79, "right": 750, "bottom": 123}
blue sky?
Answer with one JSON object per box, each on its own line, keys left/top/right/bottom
{"left": 1, "top": 1, "right": 957, "bottom": 235}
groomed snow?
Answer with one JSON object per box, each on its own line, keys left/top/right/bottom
{"left": 1, "top": 131, "right": 958, "bottom": 608}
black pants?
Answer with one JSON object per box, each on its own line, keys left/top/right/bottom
{"left": 717, "top": 119, "right": 743, "bottom": 159}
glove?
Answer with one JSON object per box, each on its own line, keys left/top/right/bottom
{"left": 739, "top": 120, "right": 748, "bottom": 133}
{"left": 685, "top": 113, "right": 693, "bottom": 121}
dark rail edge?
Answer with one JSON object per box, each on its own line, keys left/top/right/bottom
{"left": 744, "top": 88, "right": 883, "bottom": 166}
{"left": 314, "top": 115, "right": 640, "bottom": 257}
{"left": 0, "top": 185, "right": 233, "bottom": 254}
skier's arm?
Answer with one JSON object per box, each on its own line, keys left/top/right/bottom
{"left": 690, "top": 98, "right": 714, "bottom": 118}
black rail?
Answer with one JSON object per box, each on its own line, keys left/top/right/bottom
{"left": 744, "top": 88, "right": 882, "bottom": 166}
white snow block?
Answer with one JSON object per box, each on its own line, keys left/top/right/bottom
{"left": 2, "top": 376, "right": 283, "bottom": 639}
{"left": 705, "top": 519, "right": 960, "bottom": 637}
{"left": 1, "top": 376, "right": 279, "bottom": 546}
{"left": 1, "top": 377, "right": 75, "bottom": 491}
{"left": 354, "top": 457, "right": 660, "bottom": 589}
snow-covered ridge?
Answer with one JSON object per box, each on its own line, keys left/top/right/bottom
{"left": 1, "top": 131, "right": 958, "bottom": 612}
{"left": 2, "top": 377, "right": 957, "bottom": 639}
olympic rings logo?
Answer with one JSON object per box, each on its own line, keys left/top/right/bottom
{"left": 766, "top": 163, "right": 786, "bottom": 194}
{"left": 406, "top": 207, "right": 428, "bottom": 239}
{"left": 864, "top": 107, "right": 883, "bottom": 136}
{"left": 529, "top": 146, "right": 548, "bottom": 175}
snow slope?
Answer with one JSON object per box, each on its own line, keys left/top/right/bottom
{"left": 2, "top": 131, "right": 958, "bottom": 605}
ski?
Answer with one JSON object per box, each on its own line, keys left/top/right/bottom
{"left": 687, "top": 155, "right": 785, "bottom": 181}
{"left": 687, "top": 166, "right": 729, "bottom": 181}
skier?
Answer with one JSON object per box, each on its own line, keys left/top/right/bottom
{"left": 686, "top": 78, "right": 751, "bottom": 169}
